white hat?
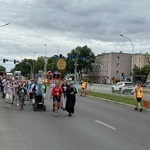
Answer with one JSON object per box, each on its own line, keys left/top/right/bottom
{"left": 50, "top": 84, "right": 55, "bottom": 88}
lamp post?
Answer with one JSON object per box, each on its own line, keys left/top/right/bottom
{"left": 44, "top": 44, "right": 48, "bottom": 80}
{"left": 96, "top": 64, "right": 102, "bottom": 84}
{"left": 100, "top": 64, "right": 103, "bottom": 84}
{"left": 0, "top": 23, "right": 10, "bottom": 28}
{"left": 120, "top": 34, "right": 134, "bottom": 82}
{"left": 74, "top": 62, "right": 78, "bottom": 84}
{"left": 33, "top": 52, "right": 36, "bottom": 78}
{"left": 24, "top": 62, "right": 32, "bottom": 78}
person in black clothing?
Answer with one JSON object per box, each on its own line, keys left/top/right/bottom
{"left": 1, "top": 77, "right": 7, "bottom": 98}
{"left": 66, "top": 81, "right": 77, "bottom": 117}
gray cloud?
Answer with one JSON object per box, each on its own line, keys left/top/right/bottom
{"left": 0, "top": 0, "right": 150, "bottom": 71}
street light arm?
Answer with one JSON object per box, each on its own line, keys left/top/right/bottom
{"left": 120, "top": 34, "right": 134, "bottom": 82}
{"left": 23, "top": 62, "right": 33, "bottom": 77}
{"left": 0, "top": 23, "right": 10, "bottom": 28}
{"left": 44, "top": 44, "right": 48, "bottom": 80}
{"left": 120, "top": 34, "right": 134, "bottom": 54}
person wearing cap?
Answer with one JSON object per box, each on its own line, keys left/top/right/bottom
{"left": 66, "top": 81, "right": 77, "bottom": 117}
{"left": 134, "top": 82, "right": 144, "bottom": 112}
{"left": 51, "top": 82, "right": 63, "bottom": 117}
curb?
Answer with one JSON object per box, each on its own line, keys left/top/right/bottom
{"left": 79, "top": 93, "right": 150, "bottom": 113}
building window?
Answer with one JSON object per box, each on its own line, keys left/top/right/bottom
{"left": 116, "top": 70, "right": 119, "bottom": 74}
{"left": 116, "top": 63, "right": 120, "bottom": 67}
{"left": 116, "top": 56, "right": 120, "bottom": 60}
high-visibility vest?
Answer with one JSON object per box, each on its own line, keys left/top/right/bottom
{"left": 135, "top": 87, "right": 144, "bottom": 98}
{"left": 81, "top": 82, "right": 87, "bottom": 89}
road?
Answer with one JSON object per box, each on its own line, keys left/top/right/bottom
{"left": 0, "top": 91, "right": 150, "bottom": 150}
{"left": 87, "top": 83, "right": 150, "bottom": 100}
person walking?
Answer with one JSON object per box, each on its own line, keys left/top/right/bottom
{"left": 18, "top": 81, "right": 26, "bottom": 110}
{"left": 66, "top": 81, "right": 77, "bottom": 117}
{"left": 80, "top": 80, "right": 87, "bottom": 97}
{"left": 61, "top": 79, "right": 68, "bottom": 110}
{"left": 51, "top": 82, "right": 63, "bottom": 117}
{"left": 28, "top": 79, "right": 36, "bottom": 105}
{"left": 42, "top": 82, "right": 47, "bottom": 98}
{"left": 134, "top": 82, "right": 144, "bottom": 112}
{"left": 50, "top": 83, "right": 55, "bottom": 112}
{"left": 4, "top": 79, "right": 14, "bottom": 108}
{"left": 1, "top": 76, "right": 7, "bottom": 98}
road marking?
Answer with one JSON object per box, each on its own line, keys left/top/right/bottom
{"left": 95, "top": 120, "right": 116, "bottom": 130}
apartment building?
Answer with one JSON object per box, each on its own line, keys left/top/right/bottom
{"left": 133, "top": 53, "right": 150, "bottom": 68}
{"left": 87, "top": 52, "right": 132, "bottom": 84}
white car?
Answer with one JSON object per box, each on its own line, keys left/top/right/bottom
{"left": 111, "top": 82, "right": 135, "bottom": 94}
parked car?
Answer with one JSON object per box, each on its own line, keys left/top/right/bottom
{"left": 111, "top": 82, "right": 135, "bottom": 94}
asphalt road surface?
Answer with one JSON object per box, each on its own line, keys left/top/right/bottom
{"left": 0, "top": 91, "right": 150, "bottom": 150}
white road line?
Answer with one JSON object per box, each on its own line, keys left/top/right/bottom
{"left": 95, "top": 120, "right": 116, "bottom": 130}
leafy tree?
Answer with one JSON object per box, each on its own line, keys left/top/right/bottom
{"left": 0, "top": 65, "right": 6, "bottom": 72}
{"left": 10, "top": 59, "right": 34, "bottom": 77}
{"left": 35, "top": 56, "right": 44, "bottom": 73}
{"left": 66, "top": 45, "right": 95, "bottom": 79}
{"left": 9, "top": 46, "right": 95, "bottom": 80}
{"left": 133, "top": 64, "right": 150, "bottom": 83}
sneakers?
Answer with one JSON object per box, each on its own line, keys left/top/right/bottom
{"left": 134, "top": 107, "right": 138, "bottom": 111}
{"left": 135, "top": 107, "right": 143, "bottom": 112}
{"left": 69, "top": 113, "right": 72, "bottom": 117}
{"left": 140, "top": 108, "right": 143, "bottom": 112}
{"left": 55, "top": 114, "right": 58, "bottom": 117}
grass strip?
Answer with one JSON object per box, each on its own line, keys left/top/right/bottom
{"left": 81, "top": 90, "right": 150, "bottom": 108}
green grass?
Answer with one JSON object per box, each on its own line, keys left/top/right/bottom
{"left": 79, "top": 90, "right": 150, "bottom": 108}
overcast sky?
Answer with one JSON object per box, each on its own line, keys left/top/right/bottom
{"left": 1, "top": 0, "right": 150, "bottom": 71}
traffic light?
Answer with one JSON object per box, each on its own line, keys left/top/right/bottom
{"left": 14, "top": 60, "right": 16, "bottom": 64}
{"left": 3, "top": 59, "right": 5, "bottom": 63}
{"left": 121, "top": 73, "right": 124, "bottom": 78}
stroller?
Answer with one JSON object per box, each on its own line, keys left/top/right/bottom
{"left": 33, "top": 94, "right": 46, "bottom": 111}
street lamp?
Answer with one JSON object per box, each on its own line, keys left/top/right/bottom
{"left": 24, "top": 62, "right": 32, "bottom": 78}
{"left": 33, "top": 52, "right": 36, "bottom": 78}
{"left": 74, "top": 62, "right": 78, "bottom": 84}
{"left": 44, "top": 44, "right": 48, "bottom": 80}
{"left": 120, "top": 34, "right": 134, "bottom": 82}
{"left": 0, "top": 23, "right": 10, "bottom": 28}
{"left": 96, "top": 64, "right": 103, "bottom": 84}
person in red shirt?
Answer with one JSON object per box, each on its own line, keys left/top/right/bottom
{"left": 51, "top": 82, "right": 63, "bottom": 117}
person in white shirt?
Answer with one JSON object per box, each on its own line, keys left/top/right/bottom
{"left": 4, "top": 79, "right": 14, "bottom": 108}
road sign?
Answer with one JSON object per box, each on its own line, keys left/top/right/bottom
{"left": 57, "top": 59, "right": 66, "bottom": 70}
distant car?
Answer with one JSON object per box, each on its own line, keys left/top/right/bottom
{"left": 111, "top": 82, "right": 135, "bottom": 94}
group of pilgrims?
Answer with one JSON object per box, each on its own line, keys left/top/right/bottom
{"left": 0, "top": 76, "right": 77, "bottom": 117}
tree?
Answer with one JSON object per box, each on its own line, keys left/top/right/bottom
{"left": 10, "top": 59, "right": 34, "bottom": 77}
{"left": 0, "top": 65, "right": 6, "bottom": 72}
{"left": 133, "top": 64, "right": 150, "bottom": 83}
{"left": 66, "top": 45, "right": 95, "bottom": 79}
